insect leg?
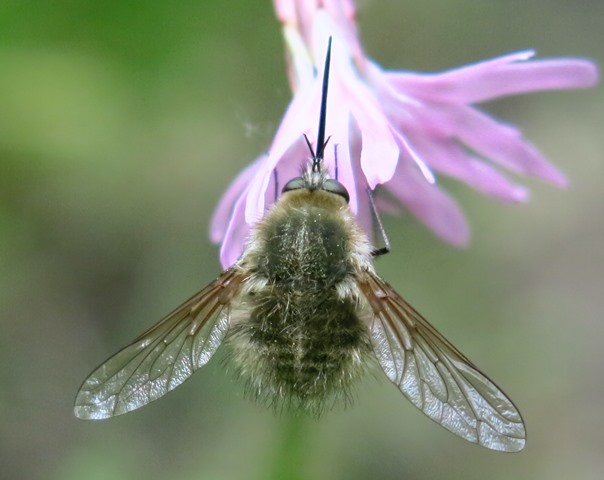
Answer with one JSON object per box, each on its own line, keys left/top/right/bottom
{"left": 273, "top": 169, "right": 279, "bottom": 202}
{"left": 368, "top": 187, "right": 391, "bottom": 257}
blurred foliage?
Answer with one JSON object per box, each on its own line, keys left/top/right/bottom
{"left": 1, "top": 1, "right": 602, "bottom": 480}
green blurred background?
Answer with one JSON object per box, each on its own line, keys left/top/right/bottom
{"left": 1, "top": 1, "right": 602, "bottom": 479}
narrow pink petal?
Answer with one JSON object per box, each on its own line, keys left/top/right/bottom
{"left": 366, "top": 60, "right": 419, "bottom": 108}
{"left": 460, "top": 59, "right": 599, "bottom": 101}
{"left": 346, "top": 116, "right": 374, "bottom": 238}
{"left": 393, "top": 129, "right": 435, "bottom": 184}
{"left": 210, "top": 157, "right": 263, "bottom": 243}
{"left": 385, "top": 157, "right": 470, "bottom": 246}
{"left": 219, "top": 190, "right": 251, "bottom": 268}
{"left": 310, "top": 3, "right": 365, "bottom": 67}
{"left": 405, "top": 129, "right": 529, "bottom": 202}
{"left": 323, "top": 0, "right": 357, "bottom": 20}
{"left": 388, "top": 57, "right": 598, "bottom": 104}
{"left": 244, "top": 166, "right": 272, "bottom": 224}
{"left": 395, "top": 102, "right": 567, "bottom": 186}
{"left": 341, "top": 76, "right": 399, "bottom": 188}
{"left": 450, "top": 105, "right": 568, "bottom": 185}
{"left": 385, "top": 51, "right": 534, "bottom": 102}
{"left": 273, "top": 0, "right": 294, "bottom": 23}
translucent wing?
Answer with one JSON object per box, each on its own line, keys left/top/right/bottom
{"left": 359, "top": 272, "right": 526, "bottom": 452}
{"left": 74, "top": 268, "right": 244, "bottom": 420}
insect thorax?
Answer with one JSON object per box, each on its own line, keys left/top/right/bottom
{"left": 228, "top": 190, "right": 373, "bottom": 416}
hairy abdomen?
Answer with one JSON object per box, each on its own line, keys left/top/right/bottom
{"left": 228, "top": 201, "right": 372, "bottom": 415}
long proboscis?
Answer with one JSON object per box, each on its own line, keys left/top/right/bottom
{"left": 311, "top": 36, "right": 332, "bottom": 173}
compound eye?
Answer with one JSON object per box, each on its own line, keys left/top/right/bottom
{"left": 323, "top": 179, "right": 350, "bottom": 203}
{"left": 282, "top": 177, "right": 305, "bottom": 194}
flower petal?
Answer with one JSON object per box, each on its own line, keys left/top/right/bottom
{"left": 450, "top": 105, "right": 567, "bottom": 185}
{"left": 210, "top": 157, "right": 263, "bottom": 243}
{"left": 387, "top": 53, "right": 598, "bottom": 104}
{"left": 219, "top": 186, "right": 252, "bottom": 268}
{"left": 403, "top": 129, "right": 529, "bottom": 202}
{"left": 385, "top": 156, "right": 470, "bottom": 246}
{"left": 341, "top": 74, "right": 399, "bottom": 188}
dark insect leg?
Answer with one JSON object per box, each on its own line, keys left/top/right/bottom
{"left": 368, "top": 187, "right": 391, "bottom": 257}
{"left": 334, "top": 144, "right": 339, "bottom": 180}
{"left": 273, "top": 169, "right": 279, "bottom": 202}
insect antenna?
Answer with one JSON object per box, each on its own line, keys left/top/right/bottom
{"left": 311, "top": 36, "right": 332, "bottom": 173}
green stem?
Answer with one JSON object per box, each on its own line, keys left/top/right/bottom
{"left": 266, "top": 413, "right": 311, "bottom": 480}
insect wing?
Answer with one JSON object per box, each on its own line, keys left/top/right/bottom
{"left": 360, "top": 273, "right": 526, "bottom": 452}
{"left": 74, "top": 268, "right": 244, "bottom": 420}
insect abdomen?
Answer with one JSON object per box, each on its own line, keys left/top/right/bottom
{"left": 235, "top": 290, "right": 369, "bottom": 415}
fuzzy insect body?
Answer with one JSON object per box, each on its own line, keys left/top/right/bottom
{"left": 228, "top": 188, "right": 375, "bottom": 415}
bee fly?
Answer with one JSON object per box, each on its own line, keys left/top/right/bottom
{"left": 74, "top": 38, "right": 526, "bottom": 452}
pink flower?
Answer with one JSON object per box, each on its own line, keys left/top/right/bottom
{"left": 211, "top": 0, "right": 598, "bottom": 268}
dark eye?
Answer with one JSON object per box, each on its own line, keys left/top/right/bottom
{"left": 323, "top": 179, "right": 350, "bottom": 203}
{"left": 282, "top": 177, "right": 305, "bottom": 194}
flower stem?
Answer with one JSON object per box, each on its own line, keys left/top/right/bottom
{"left": 266, "top": 413, "right": 311, "bottom": 480}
